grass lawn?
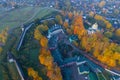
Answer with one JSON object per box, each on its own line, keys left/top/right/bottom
{"left": 0, "top": 6, "right": 57, "bottom": 32}
{"left": 97, "top": 72, "right": 106, "bottom": 80}
{"left": 7, "top": 63, "right": 21, "bottom": 80}
{"left": 89, "top": 71, "right": 98, "bottom": 80}
{"left": 0, "top": 65, "right": 3, "bottom": 80}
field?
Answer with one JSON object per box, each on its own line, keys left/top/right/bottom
{"left": 0, "top": 6, "right": 57, "bottom": 32}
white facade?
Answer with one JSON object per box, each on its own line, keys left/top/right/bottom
{"left": 8, "top": 58, "right": 14, "bottom": 63}
{"left": 87, "top": 23, "right": 98, "bottom": 34}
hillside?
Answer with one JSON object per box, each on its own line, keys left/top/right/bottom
{"left": 0, "top": 6, "right": 57, "bottom": 32}
{"left": 0, "top": 7, "right": 58, "bottom": 80}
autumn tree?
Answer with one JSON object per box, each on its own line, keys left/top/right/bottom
{"left": 0, "top": 27, "right": 8, "bottom": 44}
{"left": 37, "top": 25, "right": 48, "bottom": 33}
{"left": 89, "top": 11, "right": 95, "bottom": 17}
{"left": 68, "top": 12, "right": 73, "bottom": 19}
{"left": 39, "top": 48, "right": 62, "bottom": 80}
{"left": 63, "top": 21, "right": 69, "bottom": 29}
{"left": 81, "top": 35, "right": 88, "bottom": 50}
{"left": 37, "top": 32, "right": 62, "bottom": 80}
{"left": 40, "top": 36, "right": 48, "bottom": 48}
{"left": 0, "top": 47, "right": 2, "bottom": 54}
{"left": 34, "top": 28, "right": 43, "bottom": 40}
{"left": 104, "top": 31, "right": 113, "bottom": 38}
{"left": 39, "top": 48, "right": 53, "bottom": 68}
{"left": 98, "top": 0, "right": 106, "bottom": 8}
{"left": 66, "top": 28, "right": 72, "bottom": 35}
{"left": 28, "top": 68, "right": 42, "bottom": 80}
{"left": 73, "top": 15, "right": 86, "bottom": 39}
{"left": 47, "top": 64, "right": 62, "bottom": 80}
{"left": 55, "top": 15, "right": 63, "bottom": 25}
{"left": 69, "top": 11, "right": 119, "bottom": 68}
{"left": 34, "top": 25, "right": 48, "bottom": 41}
{"left": 94, "top": 14, "right": 112, "bottom": 29}
{"left": 115, "top": 28, "right": 120, "bottom": 37}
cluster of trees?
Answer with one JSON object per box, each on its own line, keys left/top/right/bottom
{"left": 33, "top": 25, "right": 62, "bottom": 80}
{"left": 28, "top": 68, "right": 42, "bottom": 80}
{"left": 94, "top": 14, "right": 113, "bottom": 29}
{"left": 39, "top": 48, "right": 62, "bottom": 80}
{"left": 0, "top": 28, "right": 9, "bottom": 54}
{"left": 90, "top": 12, "right": 120, "bottom": 41}
{"left": 80, "top": 32, "right": 120, "bottom": 67}
{"left": 89, "top": 11, "right": 113, "bottom": 30}
{"left": 71, "top": 15, "right": 120, "bottom": 68}
{"left": 56, "top": 11, "right": 120, "bottom": 68}
{"left": 34, "top": 24, "right": 48, "bottom": 41}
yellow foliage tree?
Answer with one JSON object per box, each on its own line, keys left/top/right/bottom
{"left": 115, "top": 28, "right": 120, "bottom": 37}
{"left": 66, "top": 28, "right": 72, "bottom": 35}
{"left": 40, "top": 36, "right": 48, "bottom": 48}
{"left": 37, "top": 25, "right": 48, "bottom": 32}
{"left": 28, "top": 68, "right": 42, "bottom": 80}
{"left": 34, "top": 29, "right": 43, "bottom": 40}
{"left": 0, "top": 47, "right": 2, "bottom": 54}
{"left": 55, "top": 15, "right": 63, "bottom": 25}
{"left": 89, "top": 11, "right": 95, "bottom": 17}
{"left": 63, "top": 21, "right": 69, "bottom": 29}
{"left": 98, "top": 0, "right": 106, "bottom": 8}
{"left": 0, "top": 27, "right": 8, "bottom": 44}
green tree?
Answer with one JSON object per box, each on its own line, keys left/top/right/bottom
{"left": 104, "top": 31, "right": 113, "bottom": 38}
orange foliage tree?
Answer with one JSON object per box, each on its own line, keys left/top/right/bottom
{"left": 40, "top": 36, "right": 48, "bottom": 48}
{"left": 34, "top": 25, "right": 63, "bottom": 80}
{"left": 73, "top": 15, "right": 86, "bottom": 39}
{"left": 28, "top": 68, "right": 42, "bottom": 80}
{"left": 68, "top": 13, "right": 120, "bottom": 68}
{"left": 63, "top": 21, "right": 69, "bottom": 29}
{"left": 115, "top": 28, "right": 120, "bottom": 37}
{"left": 68, "top": 12, "right": 73, "bottom": 19}
{"left": 39, "top": 48, "right": 62, "bottom": 80}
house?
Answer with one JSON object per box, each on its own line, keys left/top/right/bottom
{"left": 87, "top": 23, "right": 98, "bottom": 34}
{"left": 47, "top": 24, "right": 64, "bottom": 39}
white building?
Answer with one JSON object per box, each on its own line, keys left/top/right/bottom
{"left": 87, "top": 23, "right": 98, "bottom": 34}
{"left": 47, "top": 24, "right": 64, "bottom": 39}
